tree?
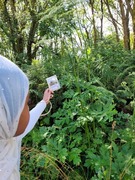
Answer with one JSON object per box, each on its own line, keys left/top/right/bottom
{"left": 104, "top": 0, "right": 120, "bottom": 42}
{"left": 125, "top": 0, "right": 135, "bottom": 49}
{"left": 103, "top": 0, "right": 131, "bottom": 50}
{"left": 118, "top": 0, "right": 130, "bottom": 50}
{"left": 0, "top": 0, "right": 40, "bottom": 64}
{"left": 89, "top": 0, "right": 98, "bottom": 46}
{"left": 100, "top": 0, "right": 104, "bottom": 39}
{"left": 0, "top": 0, "right": 75, "bottom": 65}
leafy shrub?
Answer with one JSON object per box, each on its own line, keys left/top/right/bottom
{"left": 22, "top": 76, "right": 114, "bottom": 178}
{"left": 21, "top": 41, "right": 135, "bottom": 179}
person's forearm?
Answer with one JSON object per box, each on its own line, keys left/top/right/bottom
{"left": 20, "top": 100, "right": 46, "bottom": 138}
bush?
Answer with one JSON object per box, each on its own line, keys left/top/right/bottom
{"left": 21, "top": 41, "right": 135, "bottom": 179}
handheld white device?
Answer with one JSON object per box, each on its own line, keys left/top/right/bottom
{"left": 46, "top": 75, "right": 60, "bottom": 91}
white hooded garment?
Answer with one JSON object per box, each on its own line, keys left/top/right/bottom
{"left": 0, "top": 55, "right": 46, "bottom": 180}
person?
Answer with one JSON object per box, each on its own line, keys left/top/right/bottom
{"left": 0, "top": 55, "right": 53, "bottom": 180}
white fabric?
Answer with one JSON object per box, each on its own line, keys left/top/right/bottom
{"left": 0, "top": 55, "right": 46, "bottom": 180}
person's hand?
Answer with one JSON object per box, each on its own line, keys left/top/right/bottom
{"left": 43, "top": 88, "right": 54, "bottom": 104}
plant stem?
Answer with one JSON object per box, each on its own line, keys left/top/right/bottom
{"left": 85, "top": 122, "right": 91, "bottom": 148}
{"left": 119, "top": 159, "right": 133, "bottom": 180}
{"left": 108, "top": 130, "right": 113, "bottom": 180}
{"left": 108, "top": 121, "right": 116, "bottom": 180}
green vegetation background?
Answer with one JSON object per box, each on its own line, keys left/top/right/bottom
{"left": 21, "top": 40, "right": 135, "bottom": 180}
{"left": 0, "top": 0, "right": 135, "bottom": 179}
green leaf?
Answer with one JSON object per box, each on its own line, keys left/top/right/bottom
{"left": 68, "top": 148, "right": 82, "bottom": 165}
{"left": 58, "top": 148, "right": 68, "bottom": 163}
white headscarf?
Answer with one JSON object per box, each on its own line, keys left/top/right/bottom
{"left": 0, "top": 55, "right": 29, "bottom": 179}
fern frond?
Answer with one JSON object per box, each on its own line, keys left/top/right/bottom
{"left": 114, "top": 65, "right": 135, "bottom": 88}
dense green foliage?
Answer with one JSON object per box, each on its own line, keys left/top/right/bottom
{"left": 21, "top": 40, "right": 135, "bottom": 179}
{"left": 0, "top": 0, "right": 135, "bottom": 179}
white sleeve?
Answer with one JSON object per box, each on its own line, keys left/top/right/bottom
{"left": 20, "top": 100, "right": 46, "bottom": 138}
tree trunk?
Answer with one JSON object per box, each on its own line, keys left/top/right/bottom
{"left": 104, "top": 0, "right": 120, "bottom": 42}
{"left": 132, "top": 2, "right": 135, "bottom": 49}
{"left": 100, "top": 0, "right": 104, "bottom": 39}
{"left": 27, "top": 14, "right": 39, "bottom": 64}
{"left": 125, "top": 0, "right": 135, "bottom": 49}
{"left": 89, "top": 0, "right": 97, "bottom": 46}
{"left": 118, "top": 0, "right": 130, "bottom": 50}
